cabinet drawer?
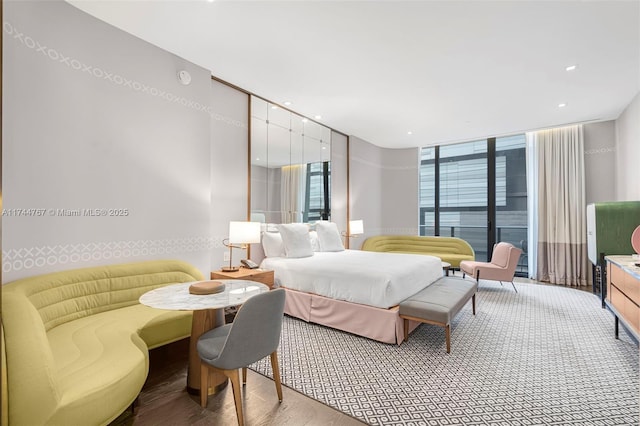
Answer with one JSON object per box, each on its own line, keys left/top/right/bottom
{"left": 610, "top": 284, "right": 625, "bottom": 313}
{"left": 610, "top": 263, "right": 626, "bottom": 289}
{"left": 242, "top": 272, "right": 275, "bottom": 288}
{"left": 625, "top": 297, "right": 640, "bottom": 334}
{"left": 210, "top": 270, "right": 275, "bottom": 289}
{"left": 624, "top": 272, "right": 640, "bottom": 306}
{"left": 610, "top": 263, "right": 640, "bottom": 304}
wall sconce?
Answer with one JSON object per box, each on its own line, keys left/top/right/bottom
{"left": 222, "top": 221, "right": 261, "bottom": 272}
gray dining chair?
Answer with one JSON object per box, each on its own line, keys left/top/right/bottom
{"left": 197, "top": 288, "right": 286, "bottom": 426}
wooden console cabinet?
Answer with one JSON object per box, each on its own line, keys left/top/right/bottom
{"left": 605, "top": 256, "right": 640, "bottom": 339}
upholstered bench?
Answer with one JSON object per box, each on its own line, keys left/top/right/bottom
{"left": 399, "top": 277, "right": 478, "bottom": 353}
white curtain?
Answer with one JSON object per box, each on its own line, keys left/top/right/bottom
{"left": 525, "top": 133, "right": 538, "bottom": 279}
{"left": 281, "top": 164, "right": 306, "bottom": 223}
{"left": 527, "top": 125, "right": 588, "bottom": 286}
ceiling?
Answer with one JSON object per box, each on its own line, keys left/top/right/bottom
{"left": 68, "top": 0, "right": 640, "bottom": 149}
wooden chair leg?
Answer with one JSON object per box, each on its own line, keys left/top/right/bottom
{"left": 200, "top": 362, "right": 209, "bottom": 408}
{"left": 445, "top": 324, "right": 451, "bottom": 354}
{"left": 223, "top": 369, "right": 244, "bottom": 426}
{"left": 270, "top": 351, "right": 283, "bottom": 402}
{"left": 242, "top": 367, "right": 247, "bottom": 385}
{"left": 472, "top": 294, "right": 476, "bottom": 315}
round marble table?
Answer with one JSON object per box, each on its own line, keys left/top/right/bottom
{"left": 140, "top": 280, "right": 269, "bottom": 394}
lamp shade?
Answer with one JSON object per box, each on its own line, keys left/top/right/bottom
{"left": 349, "top": 220, "right": 364, "bottom": 235}
{"left": 229, "top": 221, "right": 261, "bottom": 244}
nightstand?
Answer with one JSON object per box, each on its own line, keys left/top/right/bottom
{"left": 210, "top": 268, "right": 275, "bottom": 323}
{"left": 210, "top": 268, "right": 275, "bottom": 289}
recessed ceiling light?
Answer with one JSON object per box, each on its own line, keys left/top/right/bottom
{"left": 301, "top": 118, "right": 308, "bottom": 123}
{"left": 565, "top": 65, "right": 577, "bottom": 71}
{"left": 558, "top": 103, "right": 567, "bottom": 108}
{"left": 284, "top": 101, "right": 292, "bottom": 106}
{"left": 407, "top": 131, "right": 413, "bottom": 135}
{"left": 314, "top": 115, "right": 322, "bottom": 120}
{"left": 271, "top": 105, "right": 278, "bottom": 110}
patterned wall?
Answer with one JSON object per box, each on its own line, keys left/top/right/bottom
{"left": 2, "top": 2, "right": 229, "bottom": 281}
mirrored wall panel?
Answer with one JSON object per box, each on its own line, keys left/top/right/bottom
{"left": 250, "top": 96, "right": 331, "bottom": 224}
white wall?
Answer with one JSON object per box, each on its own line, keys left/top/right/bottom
{"left": 380, "top": 147, "right": 419, "bottom": 235}
{"left": 349, "top": 137, "right": 419, "bottom": 248}
{"left": 330, "top": 131, "right": 349, "bottom": 242}
{"left": 583, "top": 120, "right": 616, "bottom": 204}
{"left": 3, "top": 1, "right": 213, "bottom": 281}
{"left": 210, "top": 80, "right": 249, "bottom": 271}
{"left": 349, "top": 137, "right": 382, "bottom": 248}
{"left": 615, "top": 92, "right": 640, "bottom": 201}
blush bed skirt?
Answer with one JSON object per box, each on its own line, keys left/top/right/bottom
{"left": 283, "top": 287, "right": 419, "bottom": 345}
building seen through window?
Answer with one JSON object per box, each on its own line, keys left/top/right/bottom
{"left": 305, "top": 161, "right": 330, "bottom": 222}
{"left": 419, "top": 135, "right": 528, "bottom": 275}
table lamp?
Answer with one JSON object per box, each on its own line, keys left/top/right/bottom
{"left": 341, "top": 220, "right": 364, "bottom": 246}
{"left": 222, "top": 221, "right": 261, "bottom": 272}
{"left": 349, "top": 220, "right": 364, "bottom": 236}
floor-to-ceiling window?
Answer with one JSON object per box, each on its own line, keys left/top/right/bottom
{"left": 419, "top": 135, "right": 528, "bottom": 275}
{"left": 494, "top": 135, "right": 528, "bottom": 275}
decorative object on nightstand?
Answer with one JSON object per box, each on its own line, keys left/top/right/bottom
{"left": 222, "top": 221, "right": 261, "bottom": 272}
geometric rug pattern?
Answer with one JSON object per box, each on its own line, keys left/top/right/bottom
{"left": 251, "top": 281, "right": 639, "bottom": 425}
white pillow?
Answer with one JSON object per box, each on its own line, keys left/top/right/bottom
{"left": 262, "top": 232, "right": 285, "bottom": 258}
{"left": 316, "top": 221, "right": 345, "bottom": 252}
{"left": 309, "top": 231, "right": 320, "bottom": 252}
{"left": 278, "top": 223, "right": 314, "bottom": 258}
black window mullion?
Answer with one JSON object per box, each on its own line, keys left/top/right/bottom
{"left": 434, "top": 146, "right": 440, "bottom": 236}
{"left": 322, "top": 161, "right": 330, "bottom": 220}
{"left": 487, "top": 138, "right": 496, "bottom": 258}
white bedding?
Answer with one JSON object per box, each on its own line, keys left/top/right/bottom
{"left": 260, "top": 249, "right": 442, "bottom": 309}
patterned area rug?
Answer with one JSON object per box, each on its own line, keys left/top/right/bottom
{"left": 251, "top": 281, "right": 639, "bottom": 425}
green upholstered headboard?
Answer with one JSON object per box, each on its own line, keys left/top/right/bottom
{"left": 587, "top": 201, "right": 640, "bottom": 265}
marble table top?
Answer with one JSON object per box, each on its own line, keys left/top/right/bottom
{"left": 139, "top": 279, "right": 269, "bottom": 311}
{"left": 606, "top": 255, "right": 640, "bottom": 281}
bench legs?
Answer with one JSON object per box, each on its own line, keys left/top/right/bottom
{"left": 444, "top": 324, "right": 451, "bottom": 353}
{"left": 472, "top": 293, "right": 476, "bottom": 315}
{"left": 401, "top": 293, "right": 477, "bottom": 354}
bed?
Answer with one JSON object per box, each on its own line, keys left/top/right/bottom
{"left": 259, "top": 223, "right": 443, "bottom": 344}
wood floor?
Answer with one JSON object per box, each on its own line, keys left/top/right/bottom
{"left": 111, "top": 339, "right": 365, "bottom": 426}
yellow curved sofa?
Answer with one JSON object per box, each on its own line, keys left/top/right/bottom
{"left": 361, "top": 235, "right": 475, "bottom": 268}
{"left": 1, "top": 259, "right": 203, "bottom": 426}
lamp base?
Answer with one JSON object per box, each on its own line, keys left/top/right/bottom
{"left": 221, "top": 266, "right": 239, "bottom": 272}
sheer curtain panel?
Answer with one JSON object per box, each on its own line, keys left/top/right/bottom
{"left": 530, "top": 125, "right": 588, "bottom": 286}
{"left": 281, "top": 164, "right": 306, "bottom": 223}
